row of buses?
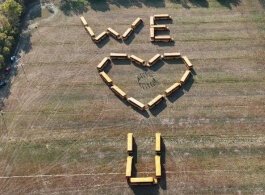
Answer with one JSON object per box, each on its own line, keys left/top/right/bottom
{"left": 126, "top": 133, "right": 162, "bottom": 185}
{"left": 150, "top": 14, "right": 173, "bottom": 42}
{"left": 80, "top": 16, "right": 142, "bottom": 43}
{"left": 97, "top": 53, "right": 193, "bottom": 111}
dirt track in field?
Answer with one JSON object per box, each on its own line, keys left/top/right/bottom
{"left": 0, "top": 0, "right": 264, "bottom": 194}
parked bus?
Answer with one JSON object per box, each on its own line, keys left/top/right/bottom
{"left": 130, "top": 55, "right": 145, "bottom": 66}
{"left": 131, "top": 17, "right": 142, "bottom": 29}
{"left": 94, "top": 31, "right": 108, "bottom": 43}
{"left": 126, "top": 156, "right": 133, "bottom": 179}
{"left": 97, "top": 57, "right": 110, "bottom": 71}
{"left": 80, "top": 16, "right": 88, "bottom": 26}
{"left": 152, "top": 24, "right": 169, "bottom": 30}
{"left": 155, "top": 155, "right": 161, "bottom": 178}
{"left": 154, "top": 35, "right": 173, "bottom": 42}
{"left": 111, "top": 85, "right": 127, "bottom": 99}
{"left": 122, "top": 27, "right": 133, "bottom": 40}
{"left": 129, "top": 177, "right": 158, "bottom": 185}
{"left": 154, "top": 14, "right": 172, "bottom": 20}
{"left": 85, "top": 26, "right": 95, "bottom": 38}
{"left": 150, "top": 27, "right": 155, "bottom": 41}
{"left": 99, "top": 71, "right": 113, "bottom": 85}
{"left": 180, "top": 70, "right": 191, "bottom": 84}
{"left": 127, "top": 133, "right": 133, "bottom": 154}
{"left": 163, "top": 52, "right": 181, "bottom": 59}
{"left": 147, "top": 95, "right": 164, "bottom": 109}
{"left": 155, "top": 133, "right": 161, "bottom": 154}
{"left": 147, "top": 54, "right": 161, "bottom": 67}
{"left": 127, "top": 97, "right": 145, "bottom": 111}
{"left": 107, "top": 27, "right": 121, "bottom": 40}
{"left": 150, "top": 16, "right": 155, "bottom": 26}
{"left": 182, "top": 56, "right": 193, "bottom": 69}
{"left": 165, "top": 82, "right": 181, "bottom": 96}
{"left": 110, "top": 53, "right": 128, "bottom": 59}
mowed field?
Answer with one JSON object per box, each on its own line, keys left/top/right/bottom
{"left": 0, "top": 0, "right": 265, "bottom": 194}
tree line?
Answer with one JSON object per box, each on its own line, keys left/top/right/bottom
{"left": 0, "top": 0, "right": 24, "bottom": 69}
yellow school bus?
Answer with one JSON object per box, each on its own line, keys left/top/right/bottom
{"left": 155, "top": 133, "right": 161, "bottom": 154}
{"left": 155, "top": 155, "right": 161, "bottom": 178}
{"left": 150, "top": 16, "right": 155, "bottom": 26}
{"left": 126, "top": 156, "right": 133, "bottom": 178}
{"left": 154, "top": 35, "right": 173, "bottom": 42}
{"left": 107, "top": 27, "right": 121, "bottom": 39}
{"left": 154, "top": 14, "right": 172, "bottom": 20}
{"left": 97, "top": 57, "right": 110, "bottom": 71}
{"left": 110, "top": 53, "right": 128, "bottom": 59}
{"left": 165, "top": 82, "right": 181, "bottom": 96}
{"left": 122, "top": 27, "right": 133, "bottom": 40}
{"left": 131, "top": 17, "right": 142, "bottom": 29}
{"left": 150, "top": 27, "right": 155, "bottom": 41}
{"left": 80, "top": 16, "right": 88, "bottom": 26}
{"left": 127, "top": 133, "right": 133, "bottom": 154}
{"left": 111, "top": 85, "right": 127, "bottom": 99}
{"left": 182, "top": 56, "right": 193, "bottom": 69}
{"left": 147, "top": 95, "right": 164, "bottom": 109}
{"left": 129, "top": 177, "right": 158, "bottom": 185}
{"left": 127, "top": 97, "right": 145, "bottom": 111}
{"left": 147, "top": 54, "right": 161, "bottom": 67}
{"left": 180, "top": 70, "right": 191, "bottom": 84}
{"left": 85, "top": 26, "right": 95, "bottom": 38}
{"left": 94, "top": 31, "right": 108, "bottom": 43}
{"left": 99, "top": 71, "right": 113, "bottom": 85}
{"left": 130, "top": 55, "right": 145, "bottom": 66}
{"left": 152, "top": 24, "right": 169, "bottom": 30}
{"left": 163, "top": 52, "right": 181, "bottom": 59}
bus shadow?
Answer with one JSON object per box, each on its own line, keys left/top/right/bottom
{"left": 159, "top": 138, "right": 167, "bottom": 190}
{"left": 124, "top": 33, "right": 136, "bottom": 45}
{"left": 149, "top": 99, "right": 167, "bottom": 116}
{"left": 152, "top": 41, "right": 175, "bottom": 47}
{"left": 95, "top": 36, "right": 110, "bottom": 48}
{"left": 111, "top": 59, "right": 131, "bottom": 65}
{"left": 149, "top": 60, "right": 165, "bottom": 72}
{"left": 130, "top": 185, "right": 159, "bottom": 195}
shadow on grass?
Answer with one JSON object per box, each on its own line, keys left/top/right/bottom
{"left": 216, "top": 0, "right": 241, "bottom": 9}
{"left": 0, "top": 1, "right": 41, "bottom": 112}
{"left": 60, "top": 0, "right": 243, "bottom": 15}
{"left": 260, "top": 0, "right": 265, "bottom": 9}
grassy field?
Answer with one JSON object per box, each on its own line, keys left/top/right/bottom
{"left": 0, "top": 0, "right": 264, "bottom": 194}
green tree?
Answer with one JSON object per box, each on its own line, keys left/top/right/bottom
{"left": 0, "top": 0, "right": 23, "bottom": 27}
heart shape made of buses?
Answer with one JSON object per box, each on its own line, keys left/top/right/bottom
{"left": 97, "top": 53, "right": 193, "bottom": 112}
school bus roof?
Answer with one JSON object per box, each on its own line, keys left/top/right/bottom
{"left": 130, "top": 55, "right": 145, "bottom": 64}
{"left": 126, "top": 156, "right": 133, "bottom": 177}
{"left": 97, "top": 57, "right": 110, "bottom": 70}
{"left": 150, "top": 27, "right": 155, "bottom": 38}
{"left": 180, "top": 70, "right": 191, "bottom": 84}
{"left": 111, "top": 85, "right": 127, "bottom": 98}
{"left": 154, "top": 14, "right": 172, "bottom": 19}
{"left": 147, "top": 95, "right": 164, "bottom": 108}
{"left": 85, "top": 26, "right": 95, "bottom": 37}
{"left": 155, "top": 155, "right": 161, "bottom": 177}
{"left": 165, "top": 82, "right": 181, "bottom": 95}
{"left": 131, "top": 17, "right": 142, "bottom": 28}
{"left": 154, "top": 35, "right": 172, "bottom": 39}
{"left": 127, "top": 133, "right": 133, "bottom": 152}
{"left": 182, "top": 56, "right": 193, "bottom": 69}
{"left": 80, "top": 16, "right": 88, "bottom": 26}
{"left": 163, "top": 52, "right": 181, "bottom": 58}
{"left": 107, "top": 27, "right": 120, "bottom": 38}
{"left": 150, "top": 16, "right": 155, "bottom": 25}
{"left": 94, "top": 31, "right": 108, "bottom": 41}
{"left": 99, "top": 71, "right": 112, "bottom": 85}
{"left": 155, "top": 133, "right": 161, "bottom": 152}
{"left": 127, "top": 97, "right": 145, "bottom": 110}
{"left": 148, "top": 54, "right": 161, "bottom": 66}
{"left": 130, "top": 177, "right": 155, "bottom": 183}
{"left": 122, "top": 27, "right": 133, "bottom": 39}
{"left": 110, "top": 53, "right": 128, "bottom": 58}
